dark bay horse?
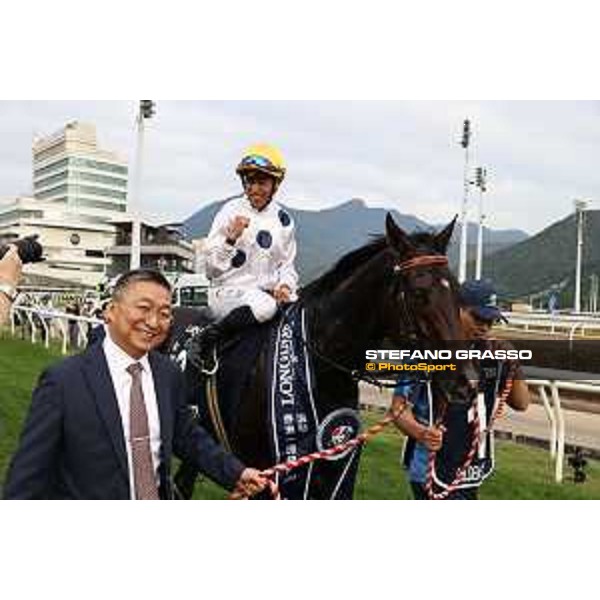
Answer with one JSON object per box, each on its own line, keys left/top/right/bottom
{"left": 166, "top": 213, "right": 464, "bottom": 499}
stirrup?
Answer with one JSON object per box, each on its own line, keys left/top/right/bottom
{"left": 184, "top": 325, "right": 219, "bottom": 374}
{"left": 200, "top": 346, "right": 219, "bottom": 376}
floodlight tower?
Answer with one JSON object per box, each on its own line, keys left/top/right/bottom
{"left": 475, "top": 166, "right": 487, "bottom": 280}
{"left": 458, "top": 119, "right": 471, "bottom": 283}
{"left": 130, "top": 100, "right": 156, "bottom": 270}
{"left": 573, "top": 199, "right": 588, "bottom": 313}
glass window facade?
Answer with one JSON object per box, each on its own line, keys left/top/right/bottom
{"left": 35, "top": 184, "right": 126, "bottom": 201}
{"left": 34, "top": 171, "right": 68, "bottom": 190}
{"left": 73, "top": 170, "right": 127, "bottom": 188}
{"left": 34, "top": 157, "right": 128, "bottom": 178}
{"left": 34, "top": 157, "right": 70, "bottom": 178}
{"left": 0, "top": 209, "right": 45, "bottom": 223}
{"left": 36, "top": 184, "right": 69, "bottom": 199}
{"left": 75, "top": 198, "right": 126, "bottom": 212}
{"left": 71, "top": 157, "right": 128, "bottom": 175}
{"left": 75, "top": 185, "right": 127, "bottom": 200}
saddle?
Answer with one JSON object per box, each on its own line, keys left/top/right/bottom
{"left": 166, "top": 305, "right": 272, "bottom": 448}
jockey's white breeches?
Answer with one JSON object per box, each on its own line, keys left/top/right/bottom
{"left": 208, "top": 287, "right": 278, "bottom": 323}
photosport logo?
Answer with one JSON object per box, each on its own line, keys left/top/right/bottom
{"left": 364, "top": 346, "right": 533, "bottom": 375}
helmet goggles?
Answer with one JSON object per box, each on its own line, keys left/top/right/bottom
{"left": 240, "top": 154, "right": 276, "bottom": 170}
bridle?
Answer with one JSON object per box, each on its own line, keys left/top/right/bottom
{"left": 299, "top": 253, "right": 453, "bottom": 388}
{"left": 392, "top": 254, "right": 451, "bottom": 342}
{"left": 394, "top": 254, "right": 449, "bottom": 273}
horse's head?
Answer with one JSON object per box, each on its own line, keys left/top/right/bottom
{"left": 382, "top": 213, "right": 461, "bottom": 343}
{"left": 382, "top": 214, "right": 478, "bottom": 410}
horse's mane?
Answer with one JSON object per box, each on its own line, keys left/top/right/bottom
{"left": 301, "top": 228, "right": 439, "bottom": 298}
{"left": 302, "top": 235, "right": 387, "bottom": 297}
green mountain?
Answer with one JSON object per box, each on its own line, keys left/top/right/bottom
{"left": 483, "top": 210, "right": 600, "bottom": 304}
{"left": 183, "top": 198, "right": 527, "bottom": 284}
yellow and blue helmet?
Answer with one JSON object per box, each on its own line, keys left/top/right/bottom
{"left": 236, "top": 143, "right": 286, "bottom": 182}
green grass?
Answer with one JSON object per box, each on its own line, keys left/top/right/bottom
{"left": 3, "top": 332, "right": 600, "bottom": 499}
{"left": 357, "top": 413, "right": 600, "bottom": 500}
{"left": 190, "top": 412, "right": 600, "bottom": 500}
{"left": 0, "top": 333, "right": 65, "bottom": 481}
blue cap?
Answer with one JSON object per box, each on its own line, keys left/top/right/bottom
{"left": 459, "top": 279, "right": 507, "bottom": 323}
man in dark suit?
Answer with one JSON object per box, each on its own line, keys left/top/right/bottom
{"left": 3, "top": 269, "right": 266, "bottom": 500}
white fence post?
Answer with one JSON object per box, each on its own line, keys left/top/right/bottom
{"left": 550, "top": 382, "right": 565, "bottom": 483}
{"left": 10, "top": 307, "right": 102, "bottom": 354}
{"left": 537, "top": 385, "right": 557, "bottom": 458}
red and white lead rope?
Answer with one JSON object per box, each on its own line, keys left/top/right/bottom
{"left": 229, "top": 415, "right": 395, "bottom": 499}
{"left": 229, "top": 365, "right": 517, "bottom": 500}
{"left": 425, "top": 366, "right": 516, "bottom": 500}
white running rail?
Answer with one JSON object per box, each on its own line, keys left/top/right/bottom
{"left": 500, "top": 312, "right": 600, "bottom": 338}
{"left": 524, "top": 378, "right": 600, "bottom": 482}
{"left": 9, "top": 305, "right": 102, "bottom": 354}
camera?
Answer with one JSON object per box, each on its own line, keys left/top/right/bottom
{"left": 0, "top": 235, "right": 44, "bottom": 264}
{"left": 567, "top": 447, "right": 588, "bottom": 484}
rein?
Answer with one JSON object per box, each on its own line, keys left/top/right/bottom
{"left": 296, "top": 253, "right": 450, "bottom": 389}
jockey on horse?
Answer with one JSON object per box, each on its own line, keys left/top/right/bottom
{"left": 193, "top": 143, "right": 299, "bottom": 366}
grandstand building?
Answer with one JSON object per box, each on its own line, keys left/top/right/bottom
{"left": 32, "top": 121, "right": 128, "bottom": 221}
{"left": 0, "top": 122, "right": 129, "bottom": 286}
{"left": 0, "top": 196, "right": 116, "bottom": 287}
{"left": 105, "top": 220, "right": 194, "bottom": 277}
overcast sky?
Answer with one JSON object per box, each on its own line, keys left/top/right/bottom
{"left": 1, "top": 100, "right": 600, "bottom": 234}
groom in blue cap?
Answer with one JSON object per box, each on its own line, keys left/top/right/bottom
{"left": 389, "top": 279, "right": 531, "bottom": 499}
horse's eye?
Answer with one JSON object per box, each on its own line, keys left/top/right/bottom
{"left": 415, "top": 288, "right": 429, "bottom": 304}
{"left": 413, "top": 272, "right": 433, "bottom": 288}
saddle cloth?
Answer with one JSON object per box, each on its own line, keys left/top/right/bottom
{"left": 170, "top": 304, "right": 362, "bottom": 499}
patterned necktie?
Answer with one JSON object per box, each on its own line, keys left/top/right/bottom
{"left": 126, "top": 362, "right": 159, "bottom": 500}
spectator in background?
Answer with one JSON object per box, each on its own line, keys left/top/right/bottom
{"left": 65, "top": 301, "right": 81, "bottom": 349}
{"left": 0, "top": 246, "right": 22, "bottom": 326}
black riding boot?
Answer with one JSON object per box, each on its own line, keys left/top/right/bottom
{"left": 214, "top": 305, "right": 260, "bottom": 338}
{"left": 173, "top": 462, "right": 201, "bottom": 500}
{"left": 190, "top": 305, "right": 259, "bottom": 369}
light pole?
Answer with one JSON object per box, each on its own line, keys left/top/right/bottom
{"left": 573, "top": 199, "right": 588, "bottom": 313}
{"left": 588, "top": 274, "right": 598, "bottom": 313}
{"left": 475, "top": 166, "right": 487, "bottom": 280}
{"left": 130, "top": 100, "right": 155, "bottom": 270}
{"left": 458, "top": 119, "right": 471, "bottom": 283}
{"left": 102, "top": 247, "right": 108, "bottom": 277}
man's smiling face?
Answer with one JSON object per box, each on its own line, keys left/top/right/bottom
{"left": 105, "top": 280, "right": 172, "bottom": 358}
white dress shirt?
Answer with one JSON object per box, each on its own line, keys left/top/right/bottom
{"left": 102, "top": 329, "right": 162, "bottom": 499}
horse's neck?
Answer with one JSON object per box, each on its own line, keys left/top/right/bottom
{"left": 308, "top": 256, "right": 389, "bottom": 368}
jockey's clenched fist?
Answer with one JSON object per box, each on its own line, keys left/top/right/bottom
{"left": 273, "top": 284, "right": 291, "bottom": 304}
{"left": 226, "top": 215, "right": 250, "bottom": 242}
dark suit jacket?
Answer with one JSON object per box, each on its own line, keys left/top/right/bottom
{"left": 3, "top": 342, "right": 245, "bottom": 499}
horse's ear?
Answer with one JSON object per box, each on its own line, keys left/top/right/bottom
{"left": 433, "top": 215, "right": 457, "bottom": 254}
{"left": 386, "top": 213, "right": 415, "bottom": 256}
